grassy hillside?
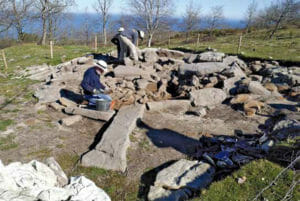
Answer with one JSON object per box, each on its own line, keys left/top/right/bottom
{"left": 0, "top": 44, "right": 113, "bottom": 74}
{"left": 155, "top": 28, "right": 300, "bottom": 63}
{"left": 0, "top": 44, "right": 107, "bottom": 108}
{"left": 0, "top": 28, "right": 299, "bottom": 76}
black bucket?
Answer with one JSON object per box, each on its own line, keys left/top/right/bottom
{"left": 95, "top": 99, "right": 111, "bottom": 111}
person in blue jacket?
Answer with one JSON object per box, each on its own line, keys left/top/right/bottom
{"left": 81, "top": 60, "right": 112, "bottom": 106}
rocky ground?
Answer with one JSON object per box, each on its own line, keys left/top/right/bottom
{"left": 0, "top": 48, "right": 299, "bottom": 201}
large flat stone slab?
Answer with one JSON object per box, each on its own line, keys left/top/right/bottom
{"left": 146, "top": 100, "right": 191, "bottom": 112}
{"left": 148, "top": 159, "right": 215, "bottom": 200}
{"left": 60, "top": 115, "right": 82, "bottom": 126}
{"left": 156, "top": 49, "right": 185, "bottom": 59}
{"left": 190, "top": 88, "right": 227, "bottom": 107}
{"left": 81, "top": 104, "right": 145, "bottom": 172}
{"left": 64, "top": 107, "right": 115, "bottom": 122}
{"left": 179, "top": 62, "right": 228, "bottom": 76}
{"left": 114, "top": 65, "right": 150, "bottom": 79}
{"left": 34, "top": 84, "right": 62, "bottom": 103}
{"left": 248, "top": 81, "right": 271, "bottom": 96}
{"left": 154, "top": 159, "right": 215, "bottom": 190}
{"left": 148, "top": 186, "right": 191, "bottom": 201}
{"left": 197, "top": 51, "right": 225, "bottom": 62}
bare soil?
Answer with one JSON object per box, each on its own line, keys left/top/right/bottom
{"left": 0, "top": 100, "right": 104, "bottom": 165}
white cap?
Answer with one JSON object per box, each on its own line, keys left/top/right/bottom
{"left": 118, "top": 27, "right": 124, "bottom": 32}
{"left": 95, "top": 60, "right": 108, "bottom": 72}
{"left": 139, "top": 30, "right": 145, "bottom": 39}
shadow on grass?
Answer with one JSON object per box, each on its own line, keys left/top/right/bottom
{"left": 267, "top": 138, "right": 300, "bottom": 168}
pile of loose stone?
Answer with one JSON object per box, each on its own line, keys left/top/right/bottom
{"left": 0, "top": 157, "right": 111, "bottom": 201}
{"left": 28, "top": 48, "right": 300, "bottom": 116}
{"left": 20, "top": 48, "right": 299, "bottom": 201}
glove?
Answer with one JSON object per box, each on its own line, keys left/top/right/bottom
{"left": 93, "top": 88, "right": 101, "bottom": 95}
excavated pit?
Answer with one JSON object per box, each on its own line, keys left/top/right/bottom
{"left": 21, "top": 48, "right": 300, "bottom": 201}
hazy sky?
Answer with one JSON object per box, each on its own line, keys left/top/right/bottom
{"left": 72, "top": 0, "right": 274, "bottom": 19}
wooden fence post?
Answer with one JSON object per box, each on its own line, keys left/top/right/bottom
{"left": 94, "top": 35, "right": 98, "bottom": 52}
{"left": 50, "top": 41, "right": 53, "bottom": 59}
{"left": 237, "top": 35, "right": 243, "bottom": 54}
{"left": 168, "top": 34, "right": 171, "bottom": 48}
{"left": 2, "top": 50, "right": 8, "bottom": 72}
{"left": 197, "top": 33, "right": 200, "bottom": 47}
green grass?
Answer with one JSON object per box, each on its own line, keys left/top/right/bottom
{"left": 0, "top": 43, "right": 112, "bottom": 107}
{"left": 273, "top": 136, "right": 300, "bottom": 148}
{"left": 0, "top": 135, "right": 18, "bottom": 151}
{"left": 27, "top": 147, "right": 52, "bottom": 158}
{"left": 156, "top": 28, "right": 300, "bottom": 62}
{"left": 0, "top": 44, "right": 91, "bottom": 74}
{"left": 192, "top": 160, "right": 299, "bottom": 201}
{"left": 0, "top": 77, "right": 39, "bottom": 100}
{"left": 0, "top": 43, "right": 114, "bottom": 74}
{"left": 268, "top": 136, "right": 300, "bottom": 166}
{"left": 0, "top": 119, "right": 14, "bottom": 131}
{"left": 57, "top": 153, "right": 139, "bottom": 201}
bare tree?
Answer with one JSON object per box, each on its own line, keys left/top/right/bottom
{"left": 245, "top": 0, "right": 257, "bottom": 32}
{"left": 5, "top": 0, "right": 33, "bottom": 42}
{"left": 129, "top": 0, "right": 172, "bottom": 47}
{"left": 207, "top": 6, "right": 224, "bottom": 37}
{"left": 34, "top": 0, "right": 74, "bottom": 45}
{"left": 182, "top": 0, "right": 201, "bottom": 40}
{"left": 80, "top": 7, "right": 93, "bottom": 46}
{"left": 94, "top": 0, "right": 113, "bottom": 45}
{"left": 114, "top": 12, "right": 134, "bottom": 30}
{"left": 267, "top": 0, "right": 299, "bottom": 39}
{"left": 0, "top": 0, "right": 12, "bottom": 33}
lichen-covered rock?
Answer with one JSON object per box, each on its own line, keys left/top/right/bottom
{"left": 197, "top": 51, "right": 225, "bottom": 62}
{"left": 148, "top": 186, "right": 192, "bottom": 201}
{"left": 180, "top": 62, "right": 228, "bottom": 76}
{"left": 248, "top": 81, "right": 271, "bottom": 96}
{"left": 156, "top": 49, "right": 185, "bottom": 59}
{"left": 148, "top": 159, "right": 215, "bottom": 201}
{"left": 142, "top": 48, "right": 159, "bottom": 63}
{"left": 190, "top": 88, "right": 227, "bottom": 107}
{"left": 154, "top": 159, "right": 215, "bottom": 190}
{"left": 272, "top": 119, "right": 300, "bottom": 140}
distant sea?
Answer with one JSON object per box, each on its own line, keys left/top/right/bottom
{"left": 2, "top": 13, "right": 245, "bottom": 38}
{"left": 68, "top": 13, "right": 246, "bottom": 30}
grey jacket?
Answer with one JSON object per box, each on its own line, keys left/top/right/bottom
{"left": 120, "top": 29, "right": 138, "bottom": 45}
